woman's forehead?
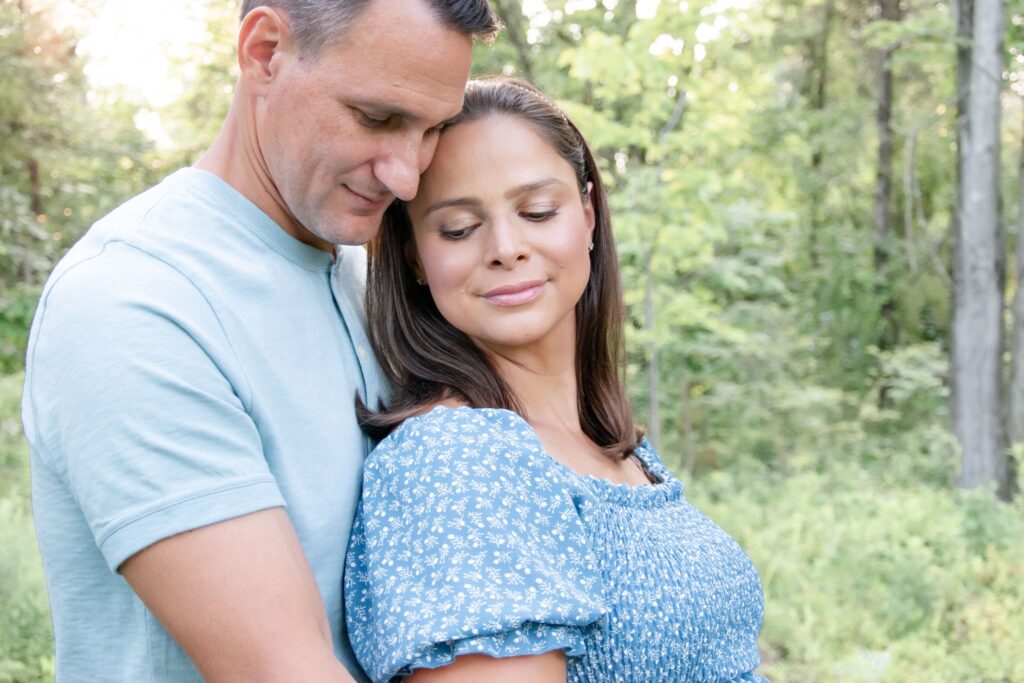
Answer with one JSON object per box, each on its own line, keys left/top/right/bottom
{"left": 413, "top": 116, "right": 576, "bottom": 208}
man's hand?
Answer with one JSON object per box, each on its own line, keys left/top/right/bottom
{"left": 121, "top": 508, "right": 355, "bottom": 683}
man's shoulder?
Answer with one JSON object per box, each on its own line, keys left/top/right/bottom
{"left": 45, "top": 169, "right": 206, "bottom": 280}
{"left": 41, "top": 169, "right": 275, "bottom": 309}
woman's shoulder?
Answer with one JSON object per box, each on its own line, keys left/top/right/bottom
{"left": 348, "top": 411, "right": 608, "bottom": 683}
{"left": 365, "top": 405, "right": 553, "bottom": 479}
{"left": 382, "top": 404, "right": 527, "bottom": 446}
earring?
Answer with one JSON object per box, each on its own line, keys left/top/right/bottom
{"left": 416, "top": 276, "right": 426, "bottom": 286}
{"left": 588, "top": 241, "right": 594, "bottom": 252}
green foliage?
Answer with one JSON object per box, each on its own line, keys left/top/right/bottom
{"left": 0, "top": 498, "right": 53, "bottom": 683}
{"left": 692, "top": 460, "right": 1024, "bottom": 682}
{"left": 0, "top": 285, "right": 39, "bottom": 375}
{"left": 0, "top": 374, "right": 53, "bottom": 683}
{"left": 1, "top": 0, "right": 1022, "bottom": 679}
{"left": 158, "top": 0, "right": 240, "bottom": 167}
{"left": 0, "top": 1, "right": 159, "bottom": 290}
{"left": 0, "top": 373, "right": 28, "bottom": 499}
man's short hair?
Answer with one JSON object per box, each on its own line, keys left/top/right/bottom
{"left": 240, "top": 0, "right": 501, "bottom": 56}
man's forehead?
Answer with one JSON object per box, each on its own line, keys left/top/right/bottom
{"left": 314, "top": 45, "right": 471, "bottom": 126}
{"left": 325, "top": 0, "right": 451, "bottom": 50}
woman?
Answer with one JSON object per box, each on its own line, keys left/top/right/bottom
{"left": 345, "top": 77, "right": 769, "bottom": 683}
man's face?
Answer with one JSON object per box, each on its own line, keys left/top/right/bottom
{"left": 256, "top": 0, "right": 473, "bottom": 250}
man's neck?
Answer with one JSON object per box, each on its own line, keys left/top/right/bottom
{"left": 195, "top": 94, "right": 333, "bottom": 257}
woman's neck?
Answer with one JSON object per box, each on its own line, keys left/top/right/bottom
{"left": 495, "top": 353, "right": 580, "bottom": 430}
{"left": 482, "top": 319, "right": 580, "bottom": 430}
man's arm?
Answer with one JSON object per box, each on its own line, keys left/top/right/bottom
{"left": 122, "top": 507, "right": 355, "bottom": 683}
{"left": 27, "top": 252, "right": 355, "bottom": 681}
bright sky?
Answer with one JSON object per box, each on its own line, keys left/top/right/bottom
{"left": 52, "top": 0, "right": 208, "bottom": 107}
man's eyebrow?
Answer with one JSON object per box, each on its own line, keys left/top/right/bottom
{"left": 348, "top": 99, "right": 412, "bottom": 119}
{"left": 423, "top": 179, "right": 568, "bottom": 217}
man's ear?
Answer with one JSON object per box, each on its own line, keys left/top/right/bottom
{"left": 237, "top": 7, "right": 294, "bottom": 95}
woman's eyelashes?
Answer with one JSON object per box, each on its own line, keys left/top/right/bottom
{"left": 521, "top": 207, "right": 558, "bottom": 222}
{"left": 435, "top": 199, "right": 563, "bottom": 240}
{"left": 440, "top": 222, "right": 479, "bottom": 240}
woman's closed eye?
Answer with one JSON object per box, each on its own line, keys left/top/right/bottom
{"left": 520, "top": 207, "right": 559, "bottom": 222}
{"left": 440, "top": 222, "right": 480, "bottom": 240}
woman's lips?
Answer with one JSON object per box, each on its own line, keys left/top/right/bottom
{"left": 481, "top": 280, "right": 547, "bottom": 306}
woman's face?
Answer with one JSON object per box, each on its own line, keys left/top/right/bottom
{"left": 406, "top": 114, "right": 595, "bottom": 359}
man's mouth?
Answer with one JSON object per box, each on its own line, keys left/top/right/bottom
{"left": 344, "top": 185, "right": 390, "bottom": 210}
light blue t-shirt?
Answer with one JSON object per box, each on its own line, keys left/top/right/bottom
{"left": 22, "top": 168, "right": 382, "bottom": 681}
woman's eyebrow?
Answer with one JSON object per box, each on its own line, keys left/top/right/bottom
{"left": 505, "top": 178, "right": 564, "bottom": 200}
{"left": 422, "top": 179, "right": 567, "bottom": 217}
{"left": 422, "top": 196, "right": 483, "bottom": 217}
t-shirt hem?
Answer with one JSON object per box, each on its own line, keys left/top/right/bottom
{"left": 99, "top": 476, "right": 285, "bottom": 571}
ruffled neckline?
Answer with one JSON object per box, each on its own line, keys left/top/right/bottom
{"left": 576, "top": 439, "right": 686, "bottom": 508}
{"left": 414, "top": 406, "right": 686, "bottom": 509}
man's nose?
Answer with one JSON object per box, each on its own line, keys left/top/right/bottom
{"left": 374, "top": 133, "right": 433, "bottom": 202}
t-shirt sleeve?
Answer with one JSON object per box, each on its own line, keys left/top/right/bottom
{"left": 22, "top": 244, "right": 284, "bottom": 571}
{"left": 344, "top": 409, "right": 608, "bottom": 683}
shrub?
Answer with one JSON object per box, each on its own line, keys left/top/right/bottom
{"left": 0, "top": 286, "right": 39, "bottom": 375}
{"left": 690, "top": 458, "right": 1024, "bottom": 682}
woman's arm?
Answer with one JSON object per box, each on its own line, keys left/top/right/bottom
{"left": 407, "top": 652, "right": 567, "bottom": 683}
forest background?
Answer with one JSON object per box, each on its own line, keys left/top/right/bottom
{"left": 2, "top": 0, "right": 1024, "bottom": 680}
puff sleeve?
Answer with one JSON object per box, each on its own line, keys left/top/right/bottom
{"left": 344, "top": 408, "right": 608, "bottom": 683}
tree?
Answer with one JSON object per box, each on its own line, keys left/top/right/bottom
{"left": 951, "top": 0, "right": 1008, "bottom": 497}
{"left": 873, "top": 0, "right": 901, "bottom": 362}
{"left": 1007, "top": 1, "right": 1024, "bottom": 491}
{"left": 1010, "top": 109, "right": 1024, "bottom": 469}
{"left": 0, "top": 0, "right": 158, "bottom": 369}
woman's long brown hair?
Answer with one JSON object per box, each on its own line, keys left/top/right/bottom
{"left": 359, "top": 76, "right": 642, "bottom": 460}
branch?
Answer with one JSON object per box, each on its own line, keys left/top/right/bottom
{"left": 658, "top": 88, "right": 688, "bottom": 142}
{"left": 492, "top": 0, "right": 535, "bottom": 83}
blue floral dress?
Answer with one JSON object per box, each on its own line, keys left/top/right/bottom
{"left": 344, "top": 407, "right": 769, "bottom": 682}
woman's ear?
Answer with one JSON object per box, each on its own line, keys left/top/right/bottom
{"left": 583, "top": 181, "right": 596, "bottom": 245}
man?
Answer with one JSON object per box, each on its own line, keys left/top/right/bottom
{"left": 21, "top": 0, "right": 498, "bottom": 680}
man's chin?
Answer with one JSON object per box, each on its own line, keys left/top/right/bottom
{"left": 319, "top": 212, "right": 387, "bottom": 247}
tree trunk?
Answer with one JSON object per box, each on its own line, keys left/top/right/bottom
{"left": 1008, "top": 110, "right": 1024, "bottom": 457}
{"left": 491, "top": 0, "right": 535, "bottom": 82}
{"left": 25, "top": 157, "right": 44, "bottom": 283}
{"left": 903, "top": 129, "right": 919, "bottom": 273}
{"left": 874, "top": 0, "right": 900, "bottom": 357}
{"left": 27, "top": 157, "right": 44, "bottom": 216}
{"left": 806, "top": 0, "right": 834, "bottom": 267}
{"left": 952, "top": 0, "right": 972, "bottom": 241}
{"left": 952, "top": 0, "right": 1008, "bottom": 498}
